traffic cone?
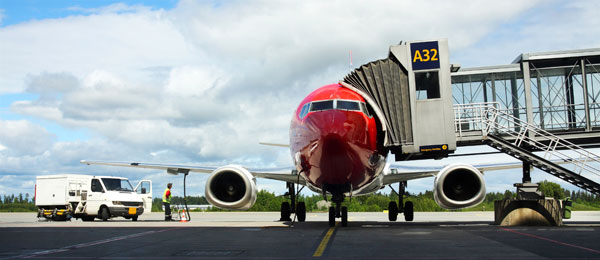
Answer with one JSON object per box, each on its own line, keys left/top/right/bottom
{"left": 179, "top": 209, "right": 189, "bottom": 222}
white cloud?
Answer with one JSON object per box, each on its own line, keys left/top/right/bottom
{"left": 2, "top": 0, "right": 600, "bottom": 198}
{"left": 0, "top": 120, "right": 55, "bottom": 156}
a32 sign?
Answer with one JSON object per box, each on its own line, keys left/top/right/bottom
{"left": 410, "top": 41, "right": 440, "bottom": 70}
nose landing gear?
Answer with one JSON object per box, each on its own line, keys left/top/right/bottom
{"left": 328, "top": 202, "right": 348, "bottom": 227}
{"left": 326, "top": 186, "right": 349, "bottom": 227}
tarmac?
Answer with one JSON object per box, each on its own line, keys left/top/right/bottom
{"left": 0, "top": 211, "right": 599, "bottom": 259}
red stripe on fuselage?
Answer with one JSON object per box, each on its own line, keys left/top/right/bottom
{"left": 290, "top": 84, "right": 384, "bottom": 192}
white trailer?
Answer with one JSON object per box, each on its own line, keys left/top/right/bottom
{"left": 35, "top": 174, "right": 152, "bottom": 221}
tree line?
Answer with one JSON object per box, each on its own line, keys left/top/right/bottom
{"left": 0, "top": 193, "right": 36, "bottom": 212}
{"left": 2, "top": 181, "right": 599, "bottom": 212}
{"left": 153, "top": 181, "right": 599, "bottom": 212}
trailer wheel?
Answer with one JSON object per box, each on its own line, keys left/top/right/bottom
{"left": 100, "top": 207, "right": 110, "bottom": 221}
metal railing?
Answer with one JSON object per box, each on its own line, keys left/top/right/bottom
{"left": 454, "top": 102, "right": 600, "bottom": 178}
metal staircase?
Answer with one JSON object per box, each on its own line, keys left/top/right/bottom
{"left": 454, "top": 102, "right": 600, "bottom": 195}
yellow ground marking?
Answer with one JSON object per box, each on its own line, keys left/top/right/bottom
{"left": 312, "top": 223, "right": 337, "bottom": 257}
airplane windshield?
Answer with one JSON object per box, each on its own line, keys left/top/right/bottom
{"left": 337, "top": 100, "right": 361, "bottom": 111}
{"left": 305, "top": 100, "right": 369, "bottom": 115}
{"left": 310, "top": 100, "right": 334, "bottom": 111}
{"left": 101, "top": 178, "right": 134, "bottom": 191}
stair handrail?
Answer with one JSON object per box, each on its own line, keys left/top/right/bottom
{"left": 454, "top": 102, "right": 600, "bottom": 178}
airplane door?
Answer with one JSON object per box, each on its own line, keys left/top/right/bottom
{"left": 135, "top": 180, "right": 152, "bottom": 212}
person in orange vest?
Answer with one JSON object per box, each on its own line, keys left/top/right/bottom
{"left": 163, "top": 183, "right": 173, "bottom": 221}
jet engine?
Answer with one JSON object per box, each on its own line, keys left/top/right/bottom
{"left": 205, "top": 165, "right": 257, "bottom": 210}
{"left": 433, "top": 163, "right": 486, "bottom": 209}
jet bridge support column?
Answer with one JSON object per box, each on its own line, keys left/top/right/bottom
{"left": 522, "top": 161, "right": 532, "bottom": 183}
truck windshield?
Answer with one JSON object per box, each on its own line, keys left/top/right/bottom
{"left": 101, "top": 178, "right": 134, "bottom": 191}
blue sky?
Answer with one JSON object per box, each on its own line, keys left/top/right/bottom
{"left": 0, "top": 0, "right": 599, "bottom": 200}
{"left": 0, "top": 0, "right": 178, "bottom": 26}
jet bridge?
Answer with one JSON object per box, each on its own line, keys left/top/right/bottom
{"left": 343, "top": 41, "right": 600, "bottom": 195}
{"left": 344, "top": 40, "right": 600, "bottom": 225}
{"left": 342, "top": 39, "right": 457, "bottom": 160}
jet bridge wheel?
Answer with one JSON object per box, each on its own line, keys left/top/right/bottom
{"left": 404, "top": 201, "right": 414, "bottom": 221}
{"left": 388, "top": 201, "right": 398, "bottom": 221}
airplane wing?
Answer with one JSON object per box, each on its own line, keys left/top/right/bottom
{"left": 80, "top": 160, "right": 304, "bottom": 185}
{"left": 381, "top": 159, "right": 571, "bottom": 186}
{"left": 82, "top": 155, "right": 579, "bottom": 188}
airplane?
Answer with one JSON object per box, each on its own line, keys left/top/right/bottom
{"left": 82, "top": 83, "right": 526, "bottom": 227}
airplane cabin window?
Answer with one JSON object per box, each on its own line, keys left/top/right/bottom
{"left": 337, "top": 100, "right": 360, "bottom": 111}
{"left": 310, "top": 100, "right": 334, "bottom": 111}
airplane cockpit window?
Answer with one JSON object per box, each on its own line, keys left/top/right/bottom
{"left": 299, "top": 103, "right": 310, "bottom": 118}
{"left": 310, "top": 100, "right": 334, "bottom": 111}
{"left": 337, "top": 100, "right": 360, "bottom": 111}
{"left": 360, "top": 102, "right": 372, "bottom": 117}
{"left": 303, "top": 99, "right": 371, "bottom": 117}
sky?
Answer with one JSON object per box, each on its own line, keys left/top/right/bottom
{"left": 1, "top": 0, "right": 599, "bottom": 200}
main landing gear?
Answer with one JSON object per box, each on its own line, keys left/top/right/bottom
{"left": 280, "top": 182, "right": 306, "bottom": 222}
{"left": 388, "top": 181, "right": 414, "bottom": 222}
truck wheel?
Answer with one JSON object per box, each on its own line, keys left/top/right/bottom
{"left": 82, "top": 216, "right": 94, "bottom": 222}
{"left": 132, "top": 216, "right": 138, "bottom": 221}
{"left": 100, "top": 207, "right": 110, "bottom": 221}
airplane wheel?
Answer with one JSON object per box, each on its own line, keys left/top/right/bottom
{"left": 280, "top": 202, "right": 291, "bottom": 221}
{"left": 328, "top": 207, "right": 335, "bottom": 227}
{"left": 388, "top": 201, "right": 398, "bottom": 221}
{"left": 297, "top": 202, "right": 306, "bottom": 222}
{"left": 404, "top": 201, "right": 414, "bottom": 221}
{"left": 341, "top": 206, "right": 348, "bottom": 227}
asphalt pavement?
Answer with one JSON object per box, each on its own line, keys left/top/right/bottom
{"left": 0, "top": 212, "right": 598, "bottom": 259}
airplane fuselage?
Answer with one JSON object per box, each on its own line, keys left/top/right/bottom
{"left": 290, "top": 84, "right": 387, "bottom": 196}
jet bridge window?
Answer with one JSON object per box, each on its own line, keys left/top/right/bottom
{"left": 415, "top": 71, "right": 440, "bottom": 100}
{"left": 337, "top": 100, "right": 361, "bottom": 111}
{"left": 310, "top": 100, "right": 334, "bottom": 111}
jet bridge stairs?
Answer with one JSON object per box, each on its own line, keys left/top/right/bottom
{"left": 455, "top": 102, "right": 600, "bottom": 195}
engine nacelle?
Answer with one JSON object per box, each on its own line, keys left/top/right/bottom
{"left": 205, "top": 165, "right": 257, "bottom": 210}
{"left": 433, "top": 163, "right": 486, "bottom": 209}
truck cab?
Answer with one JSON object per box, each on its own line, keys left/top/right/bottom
{"left": 85, "top": 176, "right": 150, "bottom": 221}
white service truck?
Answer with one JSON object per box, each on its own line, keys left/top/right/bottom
{"left": 35, "top": 174, "right": 152, "bottom": 221}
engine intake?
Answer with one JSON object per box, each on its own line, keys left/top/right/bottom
{"left": 205, "top": 165, "right": 257, "bottom": 210}
{"left": 433, "top": 163, "right": 486, "bottom": 209}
